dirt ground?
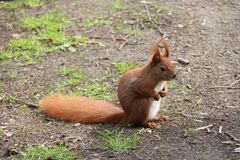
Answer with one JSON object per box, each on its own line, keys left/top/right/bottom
{"left": 0, "top": 0, "right": 239, "bottom": 159}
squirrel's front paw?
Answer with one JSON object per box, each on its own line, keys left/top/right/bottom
{"left": 159, "top": 86, "right": 168, "bottom": 98}
{"left": 153, "top": 92, "right": 160, "bottom": 101}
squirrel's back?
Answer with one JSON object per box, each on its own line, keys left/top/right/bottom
{"left": 40, "top": 95, "right": 124, "bottom": 123}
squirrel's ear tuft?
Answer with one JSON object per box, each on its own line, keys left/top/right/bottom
{"left": 151, "top": 40, "right": 161, "bottom": 56}
{"left": 151, "top": 41, "right": 162, "bottom": 66}
{"left": 160, "top": 37, "right": 170, "bottom": 57}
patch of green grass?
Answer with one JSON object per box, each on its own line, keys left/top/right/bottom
{"left": 168, "top": 100, "right": 189, "bottom": 119}
{"left": 180, "top": 85, "right": 191, "bottom": 95}
{"left": 97, "top": 129, "right": 140, "bottom": 153}
{"left": 123, "top": 27, "right": 140, "bottom": 37}
{"left": 21, "top": 9, "right": 69, "bottom": 30}
{"left": 168, "top": 81, "right": 178, "bottom": 89}
{"left": 71, "top": 81, "right": 116, "bottom": 101}
{"left": 0, "top": 81, "right": 5, "bottom": 89}
{"left": 20, "top": 10, "right": 91, "bottom": 50}
{"left": 58, "top": 66, "right": 78, "bottom": 76}
{"left": 6, "top": 71, "right": 18, "bottom": 79}
{"left": 0, "top": 0, "right": 44, "bottom": 10}
{"left": 20, "top": 8, "right": 70, "bottom": 42}
{"left": 9, "top": 37, "right": 45, "bottom": 54}
{"left": 0, "top": 128, "right": 4, "bottom": 138}
{"left": 61, "top": 78, "right": 81, "bottom": 88}
{"left": 24, "top": 0, "right": 44, "bottom": 8}
{"left": 183, "top": 120, "right": 198, "bottom": 134}
{"left": 168, "top": 81, "right": 190, "bottom": 95}
{"left": 1, "top": 36, "right": 45, "bottom": 64}
{"left": 0, "top": 1, "right": 22, "bottom": 9}
{"left": 69, "top": 35, "right": 88, "bottom": 46}
{"left": 20, "top": 104, "right": 28, "bottom": 112}
{"left": 57, "top": 66, "right": 84, "bottom": 89}
{"left": 4, "top": 96, "right": 16, "bottom": 104}
{"left": 169, "top": 107, "right": 180, "bottom": 118}
{"left": 113, "top": 62, "right": 139, "bottom": 74}
{"left": 38, "top": 30, "right": 68, "bottom": 45}
{"left": 0, "top": 50, "right": 13, "bottom": 61}
{"left": 21, "top": 16, "right": 42, "bottom": 29}
{"left": 52, "top": 36, "right": 90, "bottom": 52}
{"left": 1, "top": 36, "right": 46, "bottom": 64}
{"left": 112, "top": 0, "right": 127, "bottom": 10}
{"left": 152, "top": 2, "right": 171, "bottom": 13}
{"left": 129, "top": 9, "right": 157, "bottom": 29}
{"left": 57, "top": 67, "right": 116, "bottom": 101}
{"left": 1, "top": 9, "right": 90, "bottom": 65}
{"left": 208, "top": 107, "right": 218, "bottom": 114}
{"left": 129, "top": 5, "right": 171, "bottom": 31}
{"left": 183, "top": 127, "right": 196, "bottom": 134}
{"left": 81, "top": 17, "right": 109, "bottom": 27}
{"left": 114, "top": 23, "right": 141, "bottom": 37}
{"left": 17, "top": 143, "right": 79, "bottom": 160}
{"left": 79, "top": 52, "right": 84, "bottom": 59}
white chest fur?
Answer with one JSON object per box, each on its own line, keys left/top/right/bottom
{"left": 147, "top": 81, "right": 165, "bottom": 120}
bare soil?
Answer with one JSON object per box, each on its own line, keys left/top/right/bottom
{"left": 0, "top": 0, "right": 239, "bottom": 159}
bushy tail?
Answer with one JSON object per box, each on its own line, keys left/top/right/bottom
{"left": 39, "top": 95, "right": 125, "bottom": 124}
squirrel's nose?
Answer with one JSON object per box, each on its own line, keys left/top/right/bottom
{"left": 173, "top": 74, "right": 177, "bottom": 79}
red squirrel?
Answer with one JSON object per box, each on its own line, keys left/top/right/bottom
{"left": 40, "top": 37, "right": 176, "bottom": 128}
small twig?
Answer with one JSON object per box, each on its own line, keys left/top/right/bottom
{"left": 209, "top": 86, "right": 240, "bottom": 89}
{"left": 144, "top": 4, "right": 165, "bottom": 36}
{"left": 88, "top": 35, "right": 126, "bottom": 41}
{"left": 224, "top": 132, "right": 240, "bottom": 143}
{"left": 0, "top": 93, "right": 6, "bottom": 101}
{"left": 221, "top": 141, "right": 235, "bottom": 145}
{"left": 118, "top": 34, "right": 130, "bottom": 50}
{"left": 209, "top": 79, "right": 240, "bottom": 89}
{"left": 230, "top": 79, "right": 240, "bottom": 87}
{"left": 194, "top": 124, "right": 214, "bottom": 131}
{"left": 206, "top": 127, "right": 211, "bottom": 132}
{"left": 123, "top": 34, "right": 130, "bottom": 40}
{"left": 190, "top": 65, "right": 212, "bottom": 70}
{"left": 218, "top": 125, "right": 222, "bottom": 134}
{"left": 119, "top": 39, "right": 128, "bottom": 50}
{"left": 6, "top": 94, "right": 39, "bottom": 108}
{"left": 177, "top": 58, "right": 190, "bottom": 65}
{"left": 197, "top": 97, "right": 202, "bottom": 105}
{"left": 144, "top": 4, "right": 151, "bottom": 20}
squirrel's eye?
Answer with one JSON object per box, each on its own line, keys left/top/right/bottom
{"left": 160, "top": 66, "right": 166, "bottom": 71}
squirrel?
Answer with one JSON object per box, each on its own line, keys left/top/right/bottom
{"left": 40, "top": 37, "right": 176, "bottom": 128}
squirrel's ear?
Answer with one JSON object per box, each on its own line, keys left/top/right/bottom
{"left": 160, "top": 37, "right": 170, "bottom": 57}
{"left": 151, "top": 41, "right": 162, "bottom": 66}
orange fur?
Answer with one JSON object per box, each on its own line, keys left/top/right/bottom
{"left": 39, "top": 37, "right": 176, "bottom": 128}
{"left": 40, "top": 95, "right": 124, "bottom": 123}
